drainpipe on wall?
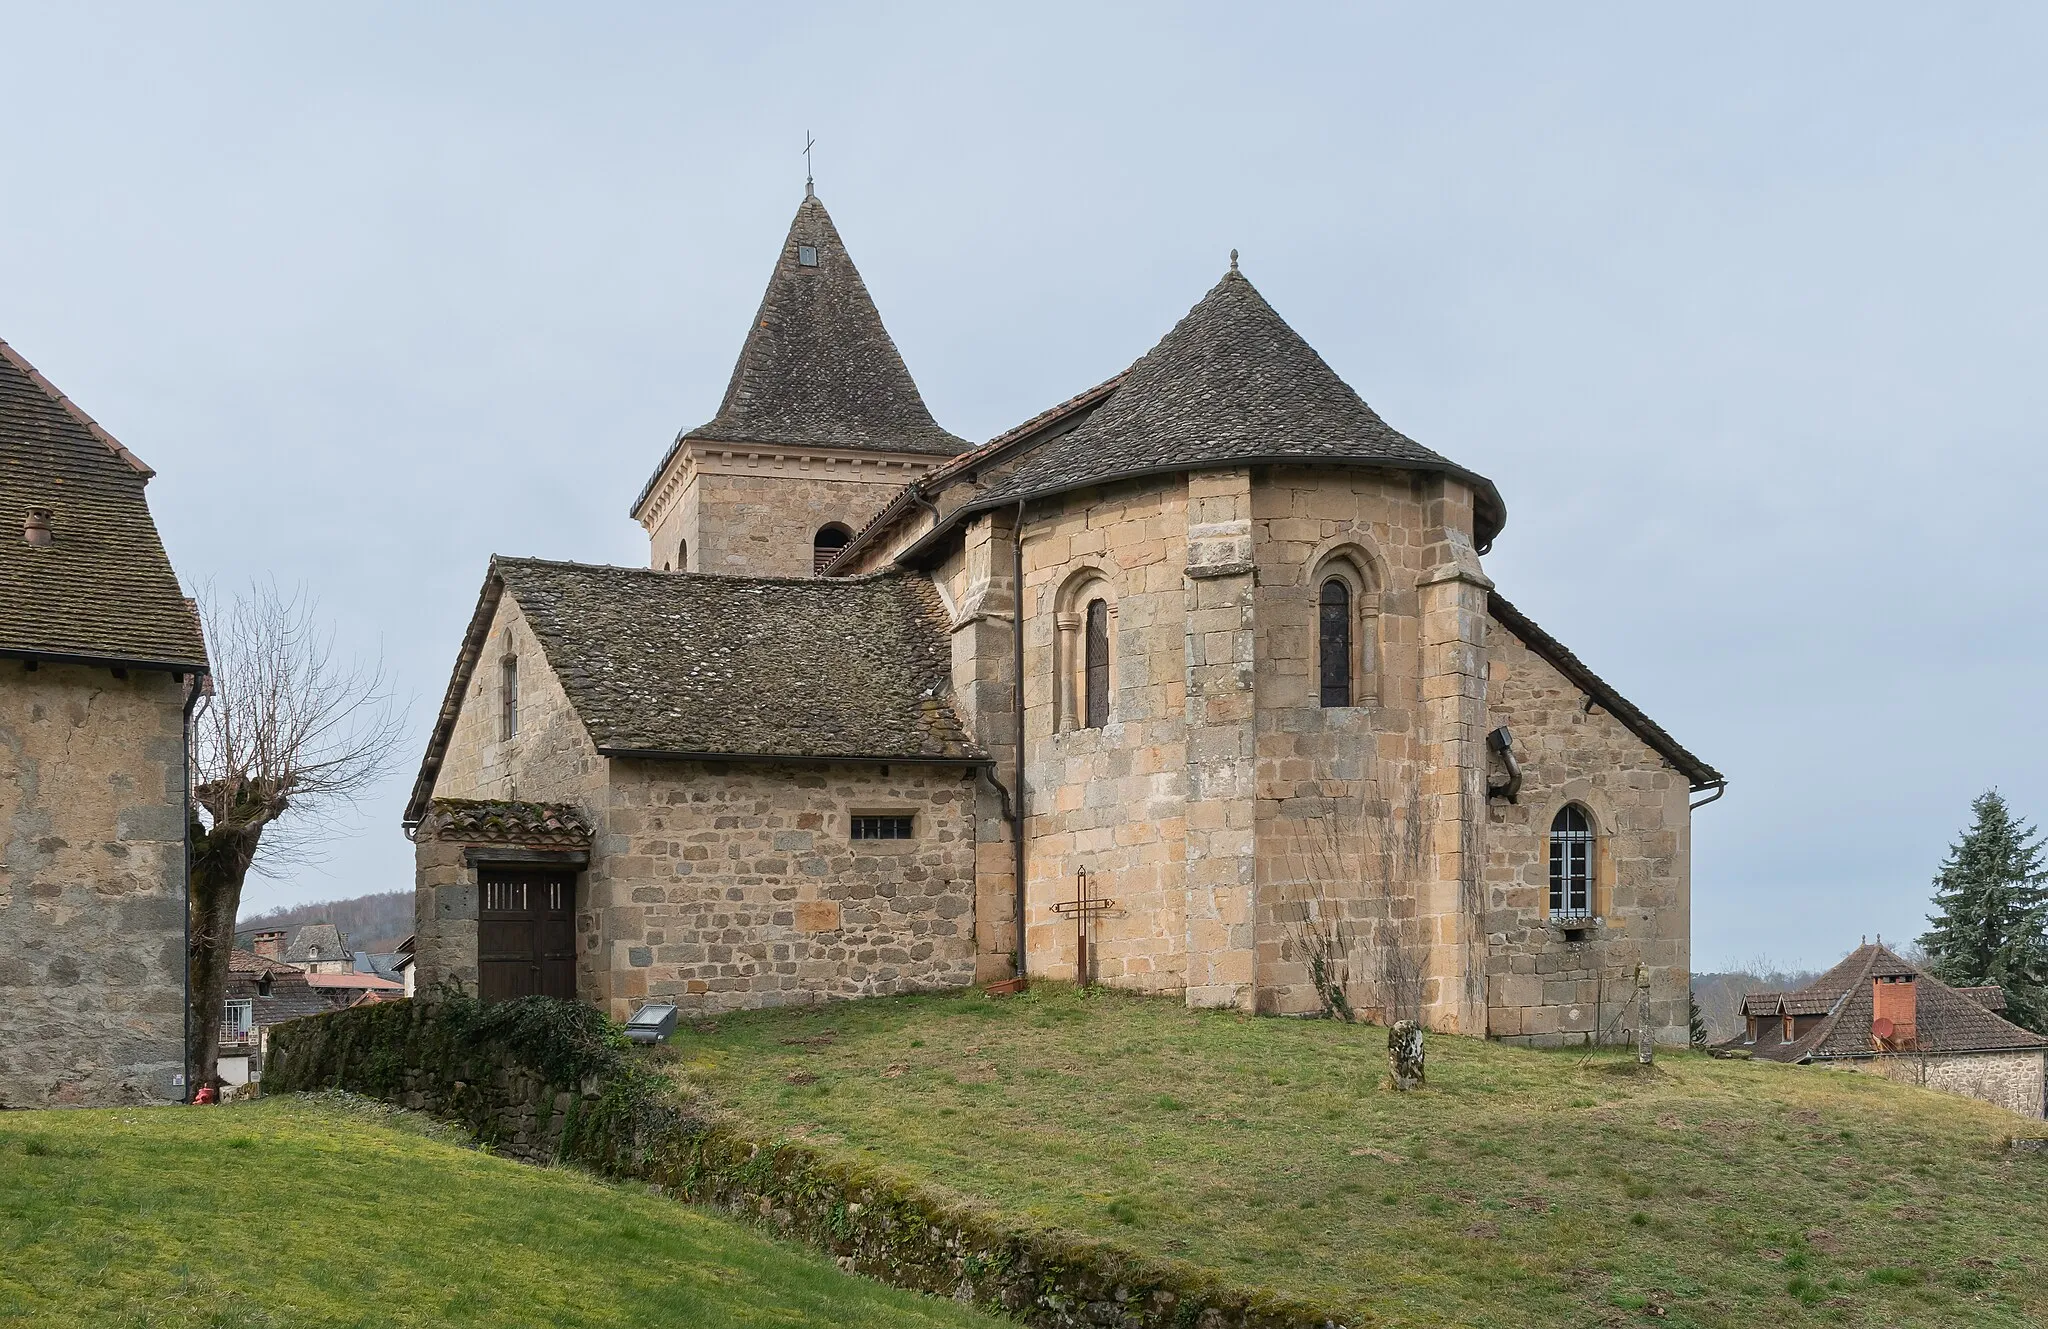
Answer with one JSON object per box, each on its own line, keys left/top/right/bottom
{"left": 1011, "top": 500, "right": 1028, "bottom": 982}
{"left": 179, "top": 669, "right": 204, "bottom": 1103}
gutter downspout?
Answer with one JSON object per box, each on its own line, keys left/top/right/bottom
{"left": 1689, "top": 780, "right": 1728, "bottom": 812}
{"left": 1011, "top": 500, "right": 1028, "bottom": 982}
{"left": 180, "top": 670, "right": 204, "bottom": 1103}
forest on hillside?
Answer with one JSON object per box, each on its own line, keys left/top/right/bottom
{"left": 238, "top": 890, "right": 413, "bottom": 954}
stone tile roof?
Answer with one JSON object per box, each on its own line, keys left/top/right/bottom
{"left": 283, "top": 923, "right": 347, "bottom": 966}
{"left": 1487, "top": 593, "right": 1724, "bottom": 792}
{"left": 0, "top": 336, "right": 207, "bottom": 669}
{"left": 425, "top": 798, "right": 593, "bottom": 846}
{"left": 631, "top": 191, "right": 967, "bottom": 518}
{"left": 1731, "top": 944, "right": 2048, "bottom": 1062}
{"left": 404, "top": 558, "right": 983, "bottom": 823}
{"left": 962, "top": 268, "right": 1507, "bottom": 551}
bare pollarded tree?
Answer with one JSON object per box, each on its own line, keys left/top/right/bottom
{"left": 187, "top": 582, "right": 407, "bottom": 1089}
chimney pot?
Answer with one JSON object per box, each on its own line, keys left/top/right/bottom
{"left": 23, "top": 508, "right": 53, "bottom": 547}
{"left": 1872, "top": 974, "right": 1917, "bottom": 1048}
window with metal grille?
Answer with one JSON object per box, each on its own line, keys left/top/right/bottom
{"left": 813, "top": 524, "right": 851, "bottom": 575}
{"left": 1549, "top": 804, "right": 1594, "bottom": 917}
{"left": 1318, "top": 578, "right": 1352, "bottom": 707}
{"left": 851, "top": 814, "right": 914, "bottom": 840}
{"left": 1084, "top": 598, "right": 1110, "bottom": 727}
{"left": 500, "top": 656, "right": 519, "bottom": 740}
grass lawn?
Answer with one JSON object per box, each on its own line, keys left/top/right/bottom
{"left": 668, "top": 984, "right": 2048, "bottom": 1329}
{"left": 0, "top": 1093, "right": 1006, "bottom": 1329}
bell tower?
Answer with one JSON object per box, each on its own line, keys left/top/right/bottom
{"left": 629, "top": 191, "right": 967, "bottom": 577}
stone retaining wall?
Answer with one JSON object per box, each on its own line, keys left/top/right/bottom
{"left": 265, "top": 995, "right": 1346, "bottom": 1329}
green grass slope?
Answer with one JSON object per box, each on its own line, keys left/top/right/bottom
{"left": 0, "top": 1094, "right": 1006, "bottom": 1329}
{"left": 669, "top": 984, "right": 2048, "bottom": 1329}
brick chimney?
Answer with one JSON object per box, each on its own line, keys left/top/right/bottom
{"left": 1872, "top": 974, "right": 1917, "bottom": 1049}
{"left": 251, "top": 929, "right": 287, "bottom": 961}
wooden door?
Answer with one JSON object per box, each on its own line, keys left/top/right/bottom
{"left": 478, "top": 869, "right": 577, "bottom": 1003}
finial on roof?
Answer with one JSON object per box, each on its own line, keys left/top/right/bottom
{"left": 803, "top": 131, "right": 816, "bottom": 197}
{"left": 1229, "top": 248, "right": 1239, "bottom": 273}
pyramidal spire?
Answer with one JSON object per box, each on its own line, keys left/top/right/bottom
{"left": 684, "top": 193, "right": 965, "bottom": 458}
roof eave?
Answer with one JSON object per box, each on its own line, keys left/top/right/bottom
{"left": 0, "top": 645, "right": 208, "bottom": 675}
{"left": 401, "top": 566, "right": 508, "bottom": 826}
{"left": 596, "top": 745, "right": 991, "bottom": 768}
{"left": 889, "top": 453, "right": 1507, "bottom": 574}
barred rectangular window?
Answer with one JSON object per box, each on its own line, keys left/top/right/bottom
{"left": 850, "top": 815, "right": 914, "bottom": 841}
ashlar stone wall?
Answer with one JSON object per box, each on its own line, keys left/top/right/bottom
{"left": 600, "top": 758, "right": 979, "bottom": 1018}
{"left": 1014, "top": 475, "right": 1193, "bottom": 996}
{"left": 416, "top": 593, "right": 609, "bottom": 1003}
{"left": 640, "top": 446, "right": 945, "bottom": 578}
{"left": 0, "top": 661, "right": 189, "bottom": 1106}
{"left": 1482, "top": 626, "right": 1692, "bottom": 1046}
{"left": 1250, "top": 467, "right": 1437, "bottom": 1019}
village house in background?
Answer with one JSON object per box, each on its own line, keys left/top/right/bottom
{"left": 0, "top": 336, "right": 208, "bottom": 1108}
{"left": 215, "top": 948, "right": 327, "bottom": 1091}
{"left": 407, "top": 189, "right": 1724, "bottom": 1045}
{"left": 1728, "top": 942, "right": 2048, "bottom": 1118}
{"left": 245, "top": 921, "right": 405, "bottom": 1008}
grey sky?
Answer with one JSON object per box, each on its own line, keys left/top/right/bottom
{"left": 4, "top": 5, "right": 2042, "bottom": 969}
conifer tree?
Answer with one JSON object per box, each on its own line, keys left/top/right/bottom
{"left": 1917, "top": 790, "right": 2048, "bottom": 1033}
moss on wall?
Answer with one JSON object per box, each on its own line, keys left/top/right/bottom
{"left": 266, "top": 996, "right": 1345, "bottom": 1329}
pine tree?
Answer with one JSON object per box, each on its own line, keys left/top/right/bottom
{"left": 1688, "top": 992, "right": 1710, "bottom": 1049}
{"left": 1917, "top": 790, "right": 2048, "bottom": 1033}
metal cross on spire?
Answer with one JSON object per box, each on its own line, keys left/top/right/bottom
{"left": 803, "top": 131, "right": 816, "bottom": 196}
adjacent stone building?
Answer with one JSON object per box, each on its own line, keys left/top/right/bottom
{"left": 1728, "top": 943, "right": 2047, "bottom": 1119}
{"left": 0, "top": 335, "right": 207, "bottom": 1107}
{"left": 409, "top": 189, "right": 1723, "bottom": 1042}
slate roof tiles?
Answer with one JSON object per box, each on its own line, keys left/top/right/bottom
{"left": 962, "top": 268, "right": 1507, "bottom": 550}
{"left": 0, "top": 336, "right": 206, "bottom": 668}
{"left": 631, "top": 192, "right": 967, "bottom": 518}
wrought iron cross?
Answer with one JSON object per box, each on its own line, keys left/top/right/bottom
{"left": 1050, "top": 866, "right": 1115, "bottom": 987}
{"left": 802, "top": 131, "right": 816, "bottom": 195}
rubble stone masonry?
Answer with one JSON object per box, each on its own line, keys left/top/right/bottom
{"left": 0, "top": 662, "right": 188, "bottom": 1106}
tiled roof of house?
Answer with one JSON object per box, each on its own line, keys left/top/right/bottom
{"left": 425, "top": 798, "right": 592, "bottom": 846}
{"left": 959, "top": 268, "right": 1506, "bottom": 550}
{"left": 223, "top": 949, "right": 329, "bottom": 1026}
{"left": 304, "top": 972, "right": 403, "bottom": 992}
{"left": 0, "top": 336, "right": 207, "bottom": 669}
{"left": 404, "top": 558, "right": 983, "bottom": 823}
{"left": 1957, "top": 985, "right": 2008, "bottom": 1012}
{"left": 1486, "top": 593, "right": 1724, "bottom": 792}
{"left": 630, "top": 191, "right": 967, "bottom": 518}
{"left": 283, "top": 923, "right": 347, "bottom": 966}
{"left": 1730, "top": 944, "right": 2048, "bottom": 1062}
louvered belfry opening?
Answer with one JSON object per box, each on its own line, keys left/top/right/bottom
{"left": 1084, "top": 598, "right": 1110, "bottom": 728}
{"left": 813, "top": 524, "right": 851, "bottom": 575}
{"left": 1318, "top": 578, "right": 1351, "bottom": 707}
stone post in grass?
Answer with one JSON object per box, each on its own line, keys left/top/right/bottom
{"left": 1389, "top": 1020, "right": 1425, "bottom": 1090}
{"left": 1636, "top": 963, "right": 1654, "bottom": 1067}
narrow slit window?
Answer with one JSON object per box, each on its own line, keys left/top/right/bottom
{"left": 1318, "top": 578, "right": 1352, "bottom": 707}
{"left": 677, "top": 538, "right": 688, "bottom": 572}
{"left": 500, "top": 656, "right": 519, "bottom": 740}
{"left": 1084, "top": 598, "right": 1110, "bottom": 728}
{"left": 851, "top": 814, "right": 914, "bottom": 841}
{"left": 1549, "top": 804, "right": 1594, "bottom": 918}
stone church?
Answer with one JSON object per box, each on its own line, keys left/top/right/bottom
{"left": 408, "top": 189, "right": 1724, "bottom": 1045}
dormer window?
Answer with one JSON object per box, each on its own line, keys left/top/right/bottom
{"left": 797, "top": 245, "right": 819, "bottom": 267}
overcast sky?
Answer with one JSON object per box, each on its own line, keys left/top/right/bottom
{"left": 5, "top": 5, "right": 2043, "bottom": 969}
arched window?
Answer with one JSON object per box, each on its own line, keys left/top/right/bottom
{"left": 1549, "top": 805, "right": 1594, "bottom": 918}
{"left": 1318, "top": 578, "right": 1352, "bottom": 707}
{"left": 813, "top": 524, "right": 851, "bottom": 576}
{"left": 677, "top": 538, "right": 688, "bottom": 572}
{"left": 1084, "top": 598, "right": 1110, "bottom": 728}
